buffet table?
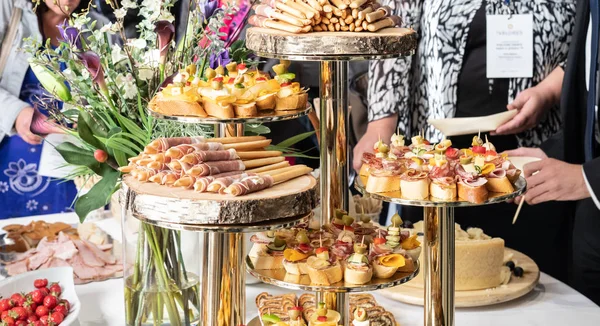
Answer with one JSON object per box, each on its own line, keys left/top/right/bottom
{"left": 2, "top": 212, "right": 599, "bottom": 326}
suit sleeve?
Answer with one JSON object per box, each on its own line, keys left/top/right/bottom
{"left": 367, "top": 0, "right": 420, "bottom": 122}
{"left": 583, "top": 158, "right": 600, "bottom": 210}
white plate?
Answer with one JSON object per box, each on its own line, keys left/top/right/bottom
{"left": 508, "top": 156, "right": 541, "bottom": 171}
{"left": 428, "top": 111, "right": 518, "bottom": 136}
{"left": 0, "top": 267, "right": 80, "bottom": 325}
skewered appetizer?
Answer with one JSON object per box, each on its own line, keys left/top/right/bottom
{"left": 249, "top": 0, "right": 403, "bottom": 33}
{"left": 250, "top": 232, "right": 287, "bottom": 270}
{"left": 309, "top": 302, "right": 341, "bottom": 326}
{"left": 282, "top": 230, "right": 312, "bottom": 274}
{"left": 120, "top": 136, "right": 313, "bottom": 197}
{"left": 360, "top": 133, "right": 522, "bottom": 203}
{"left": 344, "top": 241, "right": 373, "bottom": 284}
{"left": 352, "top": 308, "right": 370, "bottom": 326}
{"left": 149, "top": 60, "right": 309, "bottom": 118}
{"left": 306, "top": 245, "right": 344, "bottom": 285}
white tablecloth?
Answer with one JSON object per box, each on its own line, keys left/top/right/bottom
{"left": 2, "top": 213, "right": 600, "bottom": 326}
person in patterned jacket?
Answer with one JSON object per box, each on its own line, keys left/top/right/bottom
{"left": 356, "top": 0, "right": 576, "bottom": 283}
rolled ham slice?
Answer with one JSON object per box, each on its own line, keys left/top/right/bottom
{"left": 145, "top": 136, "right": 205, "bottom": 154}
{"left": 186, "top": 160, "right": 246, "bottom": 177}
{"left": 224, "top": 175, "right": 274, "bottom": 196}
{"left": 165, "top": 142, "right": 225, "bottom": 159}
{"left": 193, "top": 171, "right": 244, "bottom": 192}
{"left": 460, "top": 177, "right": 488, "bottom": 187}
{"left": 207, "top": 173, "right": 257, "bottom": 194}
{"left": 487, "top": 168, "right": 507, "bottom": 178}
{"left": 180, "top": 149, "right": 239, "bottom": 165}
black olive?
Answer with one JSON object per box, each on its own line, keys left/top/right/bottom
{"left": 514, "top": 266, "right": 524, "bottom": 277}
{"left": 417, "top": 232, "right": 424, "bottom": 236}
{"left": 505, "top": 261, "right": 516, "bottom": 271}
{"left": 403, "top": 220, "right": 414, "bottom": 229}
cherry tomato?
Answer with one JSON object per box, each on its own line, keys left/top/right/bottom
{"left": 29, "top": 291, "right": 43, "bottom": 305}
{"left": 10, "top": 294, "right": 24, "bottom": 307}
{"left": 39, "top": 315, "right": 49, "bottom": 326}
{"left": 0, "top": 299, "right": 13, "bottom": 312}
{"left": 280, "top": 82, "right": 292, "bottom": 87}
{"left": 52, "top": 305, "right": 67, "bottom": 317}
{"left": 472, "top": 146, "right": 486, "bottom": 154}
{"left": 255, "top": 77, "right": 267, "bottom": 82}
{"left": 35, "top": 306, "right": 48, "bottom": 318}
{"left": 237, "top": 63, "right": 247, "bottom": 70}
{"left": 26, "top": 315, "right": 38, "bottom": 322}
{"left": 373, "top": 237, "right": 387, "bottom": 245}
{"left": 2, "top": 315, "right": 15, "bottom": 325}
{"left": 49, "top": 312, "right": 63, "bottom": 324}
{"left": 212, "top": 77, "right": 223, "bottom": 82}
{"left": 485, "top": 150, "right": 498, "bottom": 157}
{"left": 445, "top": 147, "right": 459, "bottom": 159}
{"left": 317, "top": 316, "right": 327, "bottom": 322}
{"left": 33, "top": 280, "right": 48, "bottom": 289}
{"left": 48, "top": 284, "right": 61, "bottom": 297}
{"left": 42, "top": 296, "right": 57, "bottom": 310}
{"left": 315, "top": 247, "right": 328, "bottom": 254}
{"left": 57, "top": 300, "right": 69, "bottom": 312}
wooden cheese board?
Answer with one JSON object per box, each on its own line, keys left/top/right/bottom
{"left": 379, "top": 248, "right": 540, "bottom": 307}
{"left": 122, "top": 174, "right": 318, "bottom": 226}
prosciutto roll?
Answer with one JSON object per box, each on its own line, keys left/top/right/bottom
{"left": 180, "top": 149, "right": 239, "bottom": 165}
{"left": 165, "top": 142, "right": 225, "bottom": 159}
{"left": 192, "top": 171, "right": 244, "bottom": 192}
{"left": 186, "top": 160, "right": 246, "bottom": 177}
{"left": 145, "top": 136, "right": 205, "bottom": 153}
{"left": 224, "top": 175, "right": 274, "bottom": 196}
{"left": 207, "top": 173, "right": 257, "bottom": 194}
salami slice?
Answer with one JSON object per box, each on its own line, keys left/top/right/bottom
{"left": 186, "top": 160, "right": 246, "bottom": 177}
{"left": 180, "top": 149, "right": 239, "bottom": 165}
{"left": 224, "top": 175, "right": 274, "bottom": 196}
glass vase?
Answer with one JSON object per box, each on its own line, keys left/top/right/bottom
{"left": 122, "top": 215, "right": 200, "bottom": 326}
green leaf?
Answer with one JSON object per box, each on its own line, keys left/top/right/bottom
{"left": 77, "top": 114, "right": 105, "bottom": 150}
{"left": 115, "top": 114, "right": 147, "bottom": 145}
{"left": 80, "top": 110, "right": 110, "bottom": 138}
{"left": 56, "top": 142, "right": 102, "bottom": 175}
{"left": 105, "top": 135, "right": 139, "bottom": 157}
{"left": 113, "top": 150, "right": 128, "bottom": 167}
{"left": 244, "top": 124, "right": 270, "bottom": 135}
{"left": 75, "top": 167, "right": 119, "bottom": 223}
{"left": 275, "top": 131, "right": 316, "bottom": 149}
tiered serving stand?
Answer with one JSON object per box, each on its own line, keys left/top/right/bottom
{"left": 245, "top": 27, "right": 526, "bottom": 326}
{"left": 245, "top": 27, "right": 421, "bottom": 326}
{"left": 122, "top": 109, "right": 319, "bottom": 325}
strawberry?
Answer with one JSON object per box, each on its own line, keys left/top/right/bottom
{"left": 42, "top": 297, "right": 57, "bottom": 311}
{"left": 33, "top": 280, "right": 47, "bottom": 290}
{"left": 48, "top": 285, "right": 61, "bottom": 298}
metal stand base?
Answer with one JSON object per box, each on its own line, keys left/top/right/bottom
{"left": 423, "top": 207, "right": 455, "bottom": 326}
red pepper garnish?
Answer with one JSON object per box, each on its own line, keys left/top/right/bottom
{"left": 445, "top": 147, "right": 459, "bottom": 159}
{"left": 281, "top": 82, "right": 292, "bottom": 87}
{"left": 423, "top": 140, "right": 431, "bottom": 145}
{"left": 373, "top": 237, "right": 386, "bottom": 245}
{"left": 317, "top": 316, "right": 327, "bottom": 322}
{"left": 228, "top": 78, "right": 235, "bottom": 84}
{"left": 485, "top": 150, "right": 498, "bottom": 157}
{"left": 472, "top": 146, "right": 486, "bottom": 154}
{"left": 290, "top": 306, "right": 303, "bottom": 311}
{"left": 315, "top": 247, "right": 328, "bottom": 254}
{"left": 255, "top": 77, "right": 267, "bottom": 82}
{"left": 237, "top": 63, "right": 247, "bottom": 70}
{"left": 213, "top": 77, "right": 223, "bottom": 82}
{"left": 298, "top": 243, "right": 311, "bottom": 252}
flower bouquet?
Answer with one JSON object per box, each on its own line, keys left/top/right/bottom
{"left": 26, "top": 1, "right": 259, "bottom": 325}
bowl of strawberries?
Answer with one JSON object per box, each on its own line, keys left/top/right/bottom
{"left": 0, "top": 267, "right": 80, "bottom": 325}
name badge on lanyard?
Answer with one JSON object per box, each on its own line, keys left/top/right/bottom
{"left": 486, "top": 0, "right": 533, "bottom": 78}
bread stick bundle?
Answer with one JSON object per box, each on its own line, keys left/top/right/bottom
{"left": 193, "top": 171, "right": 245, "bottom": 192}
{"left": 224, "top": 165, "right": 313, "bottom": 196}
{"left": 145, "top": 136, "right": 205, "bottom": 154}
{"left": 165, "top": 142, "right": 225, "bottom": 159}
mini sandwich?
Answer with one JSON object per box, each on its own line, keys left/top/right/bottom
{"left": 373, "top": 253, "right": 405, "bottom": 279}
{"left": 272, "top": 61, "right": 308, "bottom": 111}
{"left": 245, "top": 79, "right": 280, "bottom": 110}
{"left": 306, "top": 247, "right": 343, "bottom": 285}
{"left": 457, "top": 155, "right": 493, "bottom": 203}
{"left": 485, "top": 169, "right": 515, "bottom": 193}
{"left": 198, "top": 76, "right": 236, "bottom": 119}
{"left": 428, "top": 154, "right": 456, "bottom": 200}
{"left": 365, "top": 169, "right": 400, "bottom": 194}
{"left": 400, "top": 169, "right": 430, "bottom": 200}
{"left": 344, "top": 243, "right": 373, "bottom": 285}
{"left": 249, "top": 233, "right": 286, "bottom": 270}
{"left": 282, "top": 230, "right": 312, "bottom": 275}
{"left": 151, "top": 71, "right": 207, "bottom": 117}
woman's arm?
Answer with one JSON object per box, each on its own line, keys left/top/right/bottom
{"left": 494, "top": 66, "right": 564, "bottom": 135}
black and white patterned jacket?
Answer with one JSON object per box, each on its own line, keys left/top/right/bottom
{"left": 368, "top": 0, "right": 576, "bottom": 146}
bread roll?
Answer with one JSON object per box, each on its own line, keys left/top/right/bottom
{"left": 344, "top": 266, "right": 373, "bottom": 284}
{"left": 485, "top": 176, "right": 514, "bottom": 193}
{"left": 282, "top": 260, "right": 309, "bottom": 275}
{"left": 430, "top": 182, "right": 456, "bottom": 200}
{"left": 233, "top": 102, "right": 258, "bottom": 117}
{"left": 365, "top": 175, "right": 400, "bottom": 193}
{"left": 202, "top": 100, "right": 235, "bottom": 118}
{"left": 275, "top": 93, "right": 308, "bottom": 111}
{"left": 457, "top": 182, "right": 489, "bottom": 204}
{"left": 306, "top": 256, "right": 343, "bottom": 285}
{"left": 373, "top": 262, "right": 398, "bottom": 279}
{"left": 256, "top": 93, "right": 277, "bottom": 110}
{"left": 400, "top": 178, "right": 429, "bottom": 200}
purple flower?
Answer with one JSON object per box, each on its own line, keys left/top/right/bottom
{"left": 155, "top": 20, "right": 175, "bottom": 63}
{"left": 200, "top": 0, "right": 219, "bottom": 21}
{"left": 57, "top": 20, "right": 82, "bottom": 49}
{"left": 77, "top": 51, "right": 105, "bottom": 87}
{"left": 209, "top": 50, "right": 230, "bottom": 69}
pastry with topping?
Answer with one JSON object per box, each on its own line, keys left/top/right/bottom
{"left": 306, "top": 244, "right": 343, "bottom": 285}
{"left": 344, "top": 241, "right": 373, "bottom": 284}
{"left": 308, "top": 302, "right": 341, "bottom": 326}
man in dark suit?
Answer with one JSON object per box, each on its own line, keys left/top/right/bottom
{"left": 507, "top": 0, "right": 600, "bottom": 305}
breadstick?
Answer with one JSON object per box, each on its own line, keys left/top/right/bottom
{"left": 301, "top": 25, "right": 312, "bottom": 32}
{"left": 322, "top": 17, "right": 330, "bottom": 24}
{"left": 366, "top": 6, "right": 390, "bottom": 23}
{"left": 258, "top": 165, "right": 307, "bottom": 176}
{"left": 285, "top": 0, "right": 316, "bottom": 19}
{"left": 330, "top": 17, "right": 338, "bottom": 23}
{"left": 352, "top": 8, "right": 358, "bottom": 18}
{"left": 271, "top": 166, "right": 313, "bottom": 184}
{"left": 320, "top": 22, "right": 328, "bottom": 30}
{"left": 323, "top": 4, "right": 333, "bottom": 13}
{"left": 305, "top": 0, "right": 323, "bottom": 11}
{"left": 247, "top": 161, "right": 290, "bottom": 173}
{"left": 314, "top": 25, "right": 323, "bottom": 31}
{"left": 211, "top": 135, "right": 266, "bottom": 144}
{"left": 330, "top": 0, "right": 347, "bottom": 9}
{"left": 254, "top": 4, "right": 308, "bottom": 27}
{"left": 349, "top": 0, "right": 368, "bottom": 8}
{"left": 333, "top": 7, "right": 343, "bottom": 16}
{"left": 340, "top": 19, "right": 346, "bottom": 26}
{"left": 119, "top": 164, "right": 135, "bottom": 173}
{"left": 367, "top": 15, "right": 401, "bottom": 32}
{"left": 328, "top": 23, "right": 335, "bottom": 31}
{"left": 223, "top": 139, "right": 272, "bottom": 151}
{"left": 349, "top": 22, "right": 355, "bottom": 31}
{"left": 355, "top": 18, "right": 363, "bottom": 27}
{"left": 362, "top": 20, "right": 368, "bottom": 29}
{"left": 344, "top": 15, "right": 354, "bottom": 24}
{"left": 276, "top": 1, "right": 307, "bottom": 18}
{"left": 318, "top": 0, "right": 327, "bottom": 5}
{"left": 325, "top": 11, "right": 333, "bottom": 18}
{"left": 335, "top": 22, "right": 340, "bottom": 30}
{"left": 357, "top": 6, "right": 372, "bottom": 20}
{"left": 355, "top": 26, "right": 363, "bottom": 32}
{"left": 296, "top": 0, "right": 321, "bottom": 19}
{"left": 341, "top": 25, "right": 349, "bottom": 31}
{"left": 243, "top": 156, "right": 286, "bottom": 169}
{"left": 237, "top": 150, "right": 283, "bottom": 160}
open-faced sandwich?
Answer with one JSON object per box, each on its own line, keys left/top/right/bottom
{"left": 272, "top": 60, "right": 309, "bottom": 111}
{"left": 282, "top": 230, "right": 312, "bottom": 275}
{"left": 344, "top": 241, "right": 373, "bottom": 285}
{"left": 249, "top": 232, "right": 286, "bottom": 270}
{"left": 306, "top": 244, "right": 344, "bottom": 285}
{"left": 150, "top": 68, "right": 207, "bottom": 117}
{"left": 308, "top": 302, "right": 341, "bottom": 326}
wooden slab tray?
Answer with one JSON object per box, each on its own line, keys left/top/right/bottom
{"left": 379, "top": 248, "right": 540, "bottom": 308}
{"left": 246, "top": 27, "right": 417, "bottom": 58}
{"left": 122, "top": 174, "right": 318, "bottom": 225}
